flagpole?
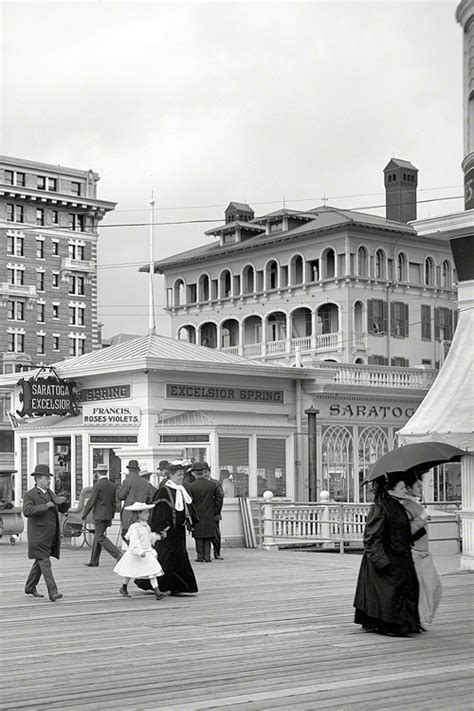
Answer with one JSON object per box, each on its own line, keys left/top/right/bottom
{"left": 149, "top": 193, "right": 156, "bottom": 334}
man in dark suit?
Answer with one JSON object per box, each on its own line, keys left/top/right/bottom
{"left": 117, "top": 459, "right": 156, "bottom": 541}
{"left": 189, "top": 462, "right": 224, "bottom": 563}
{"left": 82, "top": 463, "right": 122, "bottom": 567}
{"left": 23, "top": 464, "right": 70, "bottom": 601}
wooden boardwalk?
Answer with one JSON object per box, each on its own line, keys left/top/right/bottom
{"left": 1, "top": 542, "right": 473, "bottom": 710}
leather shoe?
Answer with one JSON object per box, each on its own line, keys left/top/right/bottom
{"left": 195, "top": 558, "right": 204, "bottom": 562}
{"left": 154, "top": 589, "right": 171, "bottom": 601}
{"left": 204, "top": 559, "right": 212, "bottom": 563}
{"left": 214, "top": 556, "right": 224, "bottom": 560}
{"left": 25, "top": 588, "right": 44, "bottom": 598}
{"left": 119, "top": 585, "right": 131, "bottom": 598}
{"left": 50, "top": 593, "right": 63, "bottom": 602}
{"left": 84, "top": 563, "right": 98, "bottom": 567}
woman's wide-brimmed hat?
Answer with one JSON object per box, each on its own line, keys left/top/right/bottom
{"left": 168, "top": 459, "right": 192, "bottom": 473}
{"left": 124, "top": 501, "right": 155, "bottom": 511}
{"left": 31, "top": 464, "right": 52, "bottom": 477}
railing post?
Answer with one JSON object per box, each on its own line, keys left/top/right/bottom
{"left": 319, "top": 490, "right": 330, "bottom": 541}
{"left": 339, "top": 503, "right": 345, "bottom": 554}
{"left": 262, "top": 490, "right": 275, "bottom": 550}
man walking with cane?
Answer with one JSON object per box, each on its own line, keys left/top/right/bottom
{"left": 82, "top": 463, "right": 122, "bottom": 567}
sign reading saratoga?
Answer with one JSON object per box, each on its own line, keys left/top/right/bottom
{"left": 16, "top": 375, "right": 79, "bottom": 418}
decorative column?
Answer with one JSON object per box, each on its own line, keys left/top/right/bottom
{"left": 305, "top": 407, "right": 319, "bottom": 502}
{"left": 456, "top": 0, "right": 474, "bottom": 209}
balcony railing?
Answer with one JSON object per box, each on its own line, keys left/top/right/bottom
{"left": 0, "top": 283, "right": 36, "bottom": 298}
{"left": 316, "top": 362, "right": 438, "bottom": 389}
{"left": 61, "top": 258, "right": 96, "bottom": 274}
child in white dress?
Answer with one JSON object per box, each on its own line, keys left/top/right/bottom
{"left": 113, "top": 502, "right": 170, "bottom": 600}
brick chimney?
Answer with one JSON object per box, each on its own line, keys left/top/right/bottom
{"left": 384, "top": 158, "right": 418, "bottom": 223}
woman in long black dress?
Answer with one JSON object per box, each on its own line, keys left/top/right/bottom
{"left": 353, "top": 474, "right": 422, "bottom": 637}
{"left": 135, "top": 462, "right": 198, "bottom": 595}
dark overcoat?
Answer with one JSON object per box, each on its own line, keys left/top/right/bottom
{"left": 353, "top": 495, "right": 420, "bottom": 627}
{"left": 189, "top": 477, "right": 224, "bottom": 539}
{"left": 118, "top": 474, "right": 156, "bottom": 530}
{"left": 82, "top": 477, "right": 118, "bottom": 521}
{"left": 23, "top": 486, "right": 70, "bottom": 560}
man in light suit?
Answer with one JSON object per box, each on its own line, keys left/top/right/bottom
{"left": 117, "top": 459, "right": 156, "bottom": 541}
{"left": 82, "top": 463, "right": 122, "bottom": 567}
{"left": 23, "top": 464, "right": 70, "bottom": 601}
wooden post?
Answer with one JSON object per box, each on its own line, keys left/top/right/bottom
{"left": 305, "top": 407, "right": 319, "bottom": 502}
{"left": 262, "top": 490, "right": 275, "bottom": 550}
{"left": 339, "top": 503, "right": 345, "bottom": 554}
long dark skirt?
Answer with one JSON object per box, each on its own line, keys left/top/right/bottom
{"left": 354, "top": 554, "right": 421, "bottom": 636}
{"left": 134, "top": 525, "right": 198, "bottom": 594}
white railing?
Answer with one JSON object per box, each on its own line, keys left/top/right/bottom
{"left": 315, "top": 332, "right": 340, "bottom": 351}
{"left": 221, "top": 345, "right": 239, "bottom": 356}
{"left": 352, "top": 331, "right": 367, "bottom": 349}
{"left": 267, "top": 339, "right": 287, "bottom": 356}
{"left": 243, "top": 342, "right": 263, "bottom": 358}
{"left": 316, "top": 362, "right": 437, "bottom": 389}
{"left": 61, "top": 258, "right": 96, "bottom": 273}
{"left": 0, "top": 283, "right": 36, "bottom": 298}
{"left": 291, "top": 335, "right": 312, "bottom": 352}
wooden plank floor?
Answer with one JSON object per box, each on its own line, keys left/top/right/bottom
{"left": 1, "top": 541, "right": 473, "bottom": 710}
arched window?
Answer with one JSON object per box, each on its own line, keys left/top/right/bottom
{"left": 221, "top": 318, "right": 239, "bottom": 349}
{"left": 290, "top": 255, "right": 303, "bottom": 284}
{"left": 424, "top": 257, "right": 434, "bottom": 286}
{"left": 375, "top": 249, "right": 386, "bottom": 279}
{"left": 322, "top": 248, "right": 335, "bottom": 279}
{"left": 220, "top": 270, "right": 232, "bottom": 298}
{"left": 354, "top": 357, "right": 365, "bottom": 364}
{"left": 357, "top": 247, "right": 368, "bottom": 277}
{"left": 242, "top": 265, "right": 255, "bottom": 294}
{"left": 177, "top": 325, "right": 196, "bottom": 343}
{"left": 198, "top": 274, "right": 210, "bottom": 301}
{"left": 321, "top": 425, "right": 354, "bottom": 502}
{"left": 200, "top": 322, "right": 217, "bottom": 349}
{"left": 266, "top": 260, "right": 279, "bottom": 290}
{"left": 358, "top": 427, "right": 389, "bottom": 502}
{"left": 174, "top": 279, "right": 185, "bottom": 307}
{"left": 441, "top": 260, "right": 452, "bottom": 289}
{"left": 396, "top": 252, "right": 407, "bottom": 282}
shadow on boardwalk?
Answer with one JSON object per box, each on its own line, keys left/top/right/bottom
{"left": 0, "top": 543, "right": 473, "bottom": 710}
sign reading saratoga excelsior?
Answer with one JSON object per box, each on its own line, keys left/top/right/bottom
{"left": 16, "top": 375, "right": 79, "bottom": 418}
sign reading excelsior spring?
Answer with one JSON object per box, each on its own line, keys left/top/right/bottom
{"left": 17, "top": 376, "right": 79, "bottom": 417}
{"left": 166, "top": 383, "right": 284, "bottom": 403}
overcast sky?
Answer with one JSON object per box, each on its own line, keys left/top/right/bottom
{"left": 2, "top": 0, "right": 464, "bottom": 338}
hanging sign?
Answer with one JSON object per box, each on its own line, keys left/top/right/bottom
{"left": 82, "top": 404, "right": 141, "bottom": 426}
{"left": 16, "top": 374, "right": 79, "bottom": 418}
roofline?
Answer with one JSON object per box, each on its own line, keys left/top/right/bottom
{"left": 142, "top": 219, "right": 415, "bottom": 274}
{"left": 0, "top": 185, "right": 116, "bottom": 211}
{"left": 1, "top": 155, "right": 100, "bottom": 180}
{"left": 0, "top": 357, "right": 321, "bottom": 385}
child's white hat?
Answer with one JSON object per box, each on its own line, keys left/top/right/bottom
{"left": 124, "top": 501, "right": 155, "bottom": 511}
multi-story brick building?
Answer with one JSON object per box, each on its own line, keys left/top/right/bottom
{"left": 0, "top": 156, "right": 115, "bottom": 464}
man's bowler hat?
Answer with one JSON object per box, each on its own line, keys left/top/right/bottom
{"left": 31, "top": 464, "right": 52, "bottom": 477}
{"left": 126, "top": 460, "right": 140, "bottom": 471}
{"left": 190, "top": 461, "right": 210, "bottom": 472}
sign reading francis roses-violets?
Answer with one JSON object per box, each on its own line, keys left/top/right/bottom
{"left": 82, "top": 405, "right": 141, "bottom": 425}
{"left": 166, "top": 383, "right": 284, "bottom": 403}
{"left": 16, "top": 376, "right": 79, "bottom": 418}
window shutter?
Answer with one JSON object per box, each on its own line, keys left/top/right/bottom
{"left": 403, "top": 303, "right": 409, "bottom": 337}
{"left": 434, "top": 307, "right": 440, "bottom": 341}
{"left": 390, "top": 302, "right": 395, "bottom": 336}
{"left": 367, "top": 300, "right": 374, "bottom": 333}
{"left": 382, "top": 301, "right": 388, "bottom": 335}
{"left": 447, "top": 310, "right": 453, "bottom": 340}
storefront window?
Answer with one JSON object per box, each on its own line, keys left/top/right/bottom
{"left": 358, "top": 426, "right": 389, "bottom": 503}
{"left": 218, "top": 437, "right": 249, "bottom": 497}
{"left": 92, "top": 448, "right": 122, "bottom": 487}
{"left": 321, "top": 425, "right": 354, "bottom": 502}
{"left": 433, "top": 463, "right": 461, "bottom": 502}
{"left": 36, "top": 441, "right": 50, "bottom": 467}
{"left": 54, "top": 437, "right": 71, "bottom": 498}
{"left": 257, "top": 438, "right": 286, "bottom": 497}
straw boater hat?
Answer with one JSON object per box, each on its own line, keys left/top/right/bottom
{"left": 94, "top": 463, "right": 109, "bottom": 473}
{"left": 124, "top": 501, "right": 155, "bottom": 511}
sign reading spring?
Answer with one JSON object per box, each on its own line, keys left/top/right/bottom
{"left": 16, "top": 375, "right": 79, "bottom": 418}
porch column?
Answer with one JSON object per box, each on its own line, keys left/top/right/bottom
{"left": 238, "top": 321, "right": 244, "bottom": 357}
{"left": 460, "top": 454, "right": 474, "bottom": 570}
{"left": 285, "top": 312, "right": 292, "bottom": 354}
{"left": 305, "top": 407, "right": 319, "bottom": 502}
{"left": 311, "top": 309, "right": 318, "bottom": 351}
